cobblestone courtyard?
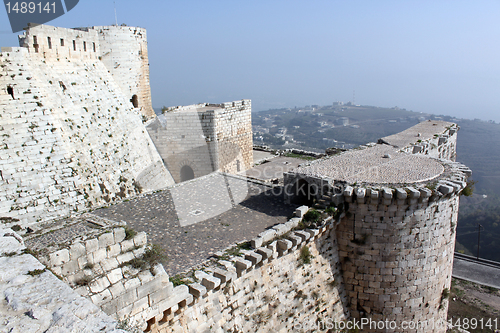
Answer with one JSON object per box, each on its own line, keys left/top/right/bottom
{"left": 92, "top": 174, "right": 295, "bottom": 275}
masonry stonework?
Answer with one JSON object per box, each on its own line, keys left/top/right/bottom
{"left": 0, "top": 23, "right": 473, "bottom": 333}
{"left": 0, "top": 24, "right": 175, "bottom": 228}
{"left": 147, "top": 100, "right": 253, "bottom": 183}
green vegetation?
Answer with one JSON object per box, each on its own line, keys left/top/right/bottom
{"left": 224, "top": 241, "right": 252, "bottom": 257}
{"left": 299, "top": 245, "right": 312, "bottom": 265}
{"left": 27, "top": 268, "right": 46, "bottom": 276}
{"left": 283, "top": 152, "right": 316, "bottom": 160}
{"left": 124, "top": 226, "right": 137, "bottom": 240}
{"left": 461, "top": 180, "right": 476, "bottom": 197}
{"left": 121, "top": 244, "right": 166, "bottom": 271}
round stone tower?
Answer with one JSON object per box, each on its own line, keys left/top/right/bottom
{"left": 334, "top": 160, "right": 470, "bottom": 332}
{"left": 93, "top": 25, "right": 155, "bottom": 118}
{"left": 283, "top": 121, "right": 471, "bottom": 332}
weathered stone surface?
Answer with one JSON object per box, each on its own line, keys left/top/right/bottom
{"left": 295, "top": 206, "right": 309, "bottom": 218}
{"left": 188, "top": 283, "right": 207, "bottom": 298}
{"left": 0, "top": 228, "right": 126, "bottom": 332}
{"left": 98, "top": 232, "right": 115, "bottom": 249}
{"left": 50, "top": 249, "right": 70, "bottom": 267}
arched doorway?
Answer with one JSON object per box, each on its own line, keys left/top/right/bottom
{"left": 130, "top": 95, "right": 139, "bottom": 108}
{"left": 180, "top": 165, "right": 195, "bottom": 182}
{"left": 292, "top": 179, "right": 314, "bottom": 206}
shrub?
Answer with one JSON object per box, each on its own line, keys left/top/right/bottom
{"left": 299, "top": 246, "right": 312, "bottom": 265}
{"left": 303, "top": 209, "right": 321, "bottom": 223}
{"left": 124, "top": 226, "right": 137, "bottom": 240}
{"left": 27, "top": 269, "right": 46, "bottom": 276}
{"left": 461, "top": 180, "right": 476, "bottom": 197}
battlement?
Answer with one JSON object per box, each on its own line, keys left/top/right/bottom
{"left": 16, "top": 24, "right": 154, "bottom": 117}
{"left": 19, "top": 24, "right": 100, "bottom": 60}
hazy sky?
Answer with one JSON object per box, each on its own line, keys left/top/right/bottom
{"left": 1, "top": 1, "right": 499, "bottom": 121}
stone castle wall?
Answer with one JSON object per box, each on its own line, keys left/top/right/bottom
{"left": 148, "top": 217, "right": 348, "bottom": 333}
{"left": 212, "top": 100, "right": 253, "bottom": 174}
{"left": 281, "top": 121, "right": 471, "bottom": 332}
{"left": 0, "top": 46, "right": 174, "bottom": 228}
{"left": 147, "top": 110, "right": 217, "bottom": 183}
{"left": 19, "top": 24, "right": 100, "bottom": 60}
{"left": 147, "top": 100, "right": 253, "bottom": 183}
{"left": 0, "top": 227, "right": 127, "bottom": 332}
{"left": 95, "top": 26, "right": 155, "bottom": 118}
{"left": 337, "top": 181, "right": 465, "bottom": 332}
{"left": 19, "top": 24, "right": 154, "bottom": 118}
{"left": 380, "top": 122, "right": 459, "bottom": 162}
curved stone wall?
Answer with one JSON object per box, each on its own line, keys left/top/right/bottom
{"left": 335, "top": 163, "right": 470, "bottom": 332}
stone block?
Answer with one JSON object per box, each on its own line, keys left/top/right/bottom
{"left": 294, "top": 230, "right": 311, "bottom": 242}
{"left": 356, "top": 188, "right": 366, "bottom": 203}
{"left": 277, "top": 239, "right": 292, "bottom": 253}
{"left": 259, "top": 229, "right": 277, "bottom": 243}
{"left": 114, "top": 227, "right": 126, "bottom": 243}
{"left": 133, "top": 232, "right": 147, "bottom": 247}
{"left": 69, "top": 242, "right": 86, "bottom": 260}
{"left": 137, "top": 276, "right": 162, "bottom": 299}
{"left": 383, "top": 188, "right": 393, "bottom": 199}
{"left": 131, "top": 296, "right": 150, "bottom": 316}
{"left": 148, "top": 288, "right": 172, "bottom": 304}
{"left": 244, "top": 252, "right": 262, "bottom": 266}
{"left": 419, "top": 188, "right": 432, "bottom": 198}
{"left": 295, "top": 205, "right": 309, "bottom": 218}
{"left": 396, "top": 188, "right": 407, "bottom": 199}
{"left": 406, "top": 187, "right": 420, "bottom": 198}
{"left": 120, "top": 239, "right": 135, "bottom": 253}
{"left": 100, "top": 258, "right": 119, "bottom": 272}
{"left": 92, "top": 248, "right": 107, "bottom": 264}
{"left": 255, "top": 247, "right": 273, "bottom": 261}
{"left": 188, "top": 283, "right": 207, "bottom": 298}
{"left": 107, "top": 243, "right": 121, "bottom": 258}
{"left": 107, "top": 268, "right": 123, "bottom": 284}
{"left": 272, "top": 223, "right": 290, "bottom": 236}
{"left": 251, "top": 237, "right": 263, "bottom": 249}
{"left": 304, "top": 228, "right": 319, "bottom": 238}
{"left": 98, "top": 232, "right": 115, "bottom": 249}
{"left": 232, "top": 257, "right": 252, "bottom": 270}
{"left": 198, "top": 271, "right": 221, "bottom": 291}
{"left": 437, "top": 184, "right": 453, "bottom": 195}
{"left": 90, "top": 276, "right": 111, "bottom": 294}
{"left": 212, "top": 267, "right": 237, "bottom": 283}
{"left": 344, "top": 186, "right": 354, "bottom": 198}
{"left": 85, "top": 238, "right": 99, "bottom": 253}
{"left": 61, "top": 259, "right": 80, "bottom": 276}
{"left": 288, "top": 234, "right": 302, "bottom": 248}
{"left": 91, "top": 289, "right": 112, "bottom": 306}
{"left": 49, "top": 249, "right": 70, "bottom": 267}
{"left": 124, "top": 277, "right": 141, "bottom": 290}
{"left": 285, "top": 217, "right": 301, "bottom": 229}
{"left": 109, "top": 281, "right": 126, "bottom": 298}
{"left": 117, "top": 251, "right": 135, "bottom": 265}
